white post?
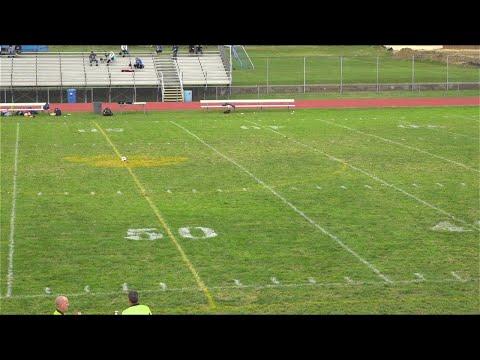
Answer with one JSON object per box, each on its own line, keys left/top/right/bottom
{"left": 376, "top": 56, "right": 379, "bottom": 93}
{"left": 266, "top": 58, "right": 269, "bottom": 94}
{"left": 229, "top": 45, "right": 232, "bottom": 85}
{"left": 340, "top": 56, "right": 343, "bottom": 94}
{"left": 446, "top": 55, "right": 449, "bottom": 92}
{"left": 303, "top": 57, "right": 306, "bottom": 93}
{"left": 411, "top": 55, "right": 415, "bottom": 91}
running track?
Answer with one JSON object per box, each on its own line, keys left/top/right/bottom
{"left": 49, "top": 97, "right": 479, "bottom": 113}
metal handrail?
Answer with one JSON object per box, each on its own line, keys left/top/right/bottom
{"left": 173, "top": 57, "right": 184, "bottom": 91}
{"left": 58, "top": 52, "right": 63, "bottom": 89}
{"left": 159, "top": 71, "right": 165, "bottom": 102}
{"left": 81, "top": 52, "right": 88, "bottom": 87}
{"left": 197, "top": 57, "right": 207, "bottom": 85}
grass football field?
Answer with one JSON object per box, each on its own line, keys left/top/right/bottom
{"left": 1, "top": 106, "right": 479, "bottom": 314}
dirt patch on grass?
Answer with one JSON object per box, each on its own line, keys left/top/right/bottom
{"left": 393, "top": 48, "right": 480, "bottom": 67}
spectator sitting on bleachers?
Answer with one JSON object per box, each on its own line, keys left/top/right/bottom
{"left": 15, "top": 45, "right": 22, "bottom": 54}
{"left": 155, "top": 45, "right": 163, "bottom": 54}
{"left": 106, "top": 51, "right": 116, "bottom": 65}
{"left": 133, "top": 57, "right": 144, "bottom": 69}
{"left": 8, "top": 45, "right": 15, "bottom": 58}
{"left": 195, "top": 45, "right": 203, "bottom": 54}
{"left": 89, "top": 51, "right": 99, "bottom": 66}
{"left": 189, "top": 45, "right": 195, "bottom": 54}
{"left": 172, "top": 45, "right": 178, "bottom": 58}
{"left": 120, "top": 45, "right": 129, "bottom": 57}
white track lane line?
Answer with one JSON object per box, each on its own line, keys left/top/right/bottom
{"left": 6, "top": 123, "right": 20, "bottom": 298}
{"left": 247, "top": 120, "right": 479, "bottom": 232}
{"left": 170, "top": 121, "right": 393, "bottom": 284}
{"left": 318, "top": 118, "right": 479, "bottom": 173}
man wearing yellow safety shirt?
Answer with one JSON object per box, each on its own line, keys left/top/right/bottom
{"left": 122, "top": 290, "right": 152, "bottom": 315}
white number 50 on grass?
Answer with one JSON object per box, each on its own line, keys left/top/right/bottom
{"left": 125, "top": 227, "right": 217, "bottom": 240}
{"left": 125, "top": 228, "right": 163, "bottom": 240}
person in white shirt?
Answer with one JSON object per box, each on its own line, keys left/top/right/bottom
{"left": 120, "top": 45, "right": 129, "bottom": 57}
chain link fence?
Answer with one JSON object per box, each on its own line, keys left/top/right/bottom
{"left": 2, "top": 55, "right": 478, "bottom": 103}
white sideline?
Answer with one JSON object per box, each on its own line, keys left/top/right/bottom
{"left": 247, "top": 120, "right": 480, "bottom": 232}
{"left": 170, "top": 121, "right": 393, "bottom": 284}
{"left": 318, "top": 119, "right": 480, "bottom": 173}
{"left": 0, "top": 277, "right": 477, "bottom": 301}
{"left": 6, "top": 123, "right": 20, "bottom": 298}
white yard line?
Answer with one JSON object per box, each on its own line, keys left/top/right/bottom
{"left": 170, "top": 121, "right": 393, "bottom": 284}
{"left": 318, "top": 119, "right": 479, "bottom": 173}
{"left": 1, "top": 277, "right": 477, "bottom": 301}
{"left": 246, "top": 120, "right": 479, "bottom": 232}
{"left": 6, "top": 123, "right": 20, "bottom": 298}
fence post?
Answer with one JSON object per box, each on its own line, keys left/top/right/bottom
{"left": 340, "top": 56, "right": 343, "bottom": 94}
{"left": 376, "top": 56, "right": 379, "bottom": 93}
{"left": 266, "top": 58, "right": 269, "bottom": 94}
{"left": 411, "top": 55, "right": 415, "bottom": 91}
{"left": 446, "top": 55, "right": 449, "bottom": 92}
{"left": 257, "top": 85, "right": 260, "bottom": 99}
{"left": 303, "top": 57, "right": 306, "bottom": 93}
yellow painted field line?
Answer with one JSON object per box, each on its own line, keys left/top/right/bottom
{"left": 93, "top": 121, "right": 216, "bottom": 310}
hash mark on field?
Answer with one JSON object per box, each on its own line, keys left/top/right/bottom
{"left": 451, "top": 272, "right": 466, "bottom": 282}
{"left": 217, "top": 188, "right": 223, "bottom": 192}
{"left": 435, "top": 183, "right": 444, "bottom": 188}
{"left": 159, "top": 283, "right": 167, "bottom": 291}
{"left": 461, "top": 183, "right": 466, "bottom": 187}
{"left": 234, "top": 279, "right": 243, "bottom": 287}
{"left": 64, "top": 192, "right": 69, "bottom": 195}
{"left": 364, "top": 185, "right": 372, "bottom": 189}
{"left": 44, "top": 287, "right": 52, "bottom": 295}
{"left": 344, "top": 277, "right": 354, "bottom": 284}
{"left": 84, "top": 285, "right": 90, "bottom": 293}
{"left": 414, "top": 273, "right": 426, "bottom": 281}
{"left": 90, "top": 191, "right": 96, "bottom": 195}
{"left": 117, "top": 191, "right": 122, "bottom": 195}
{"left": 271, "top": 277, "right": 280, "bottom": 285}
{"left": 122, "top": 283, "right": 129, "bottom": 292}
{"left": 412, "top": 183, "right": 419, "bottom": 187}
{"left": 37, "top": 192, "right": 42, "bottom": 196}
{"left": 172, "top": 121, "right": 394, "bottom": 284}
{"left": 166, "top": 189, "right": 172, "bottom": 193}
{"left": 340, "top": 185, "right": 347, "bottom": 190}
{"left": 315, "top": 185, "right": 322, "bottom": 190}
{"left": 308, "top": 277, "right": 316, "bottom": 284}
{"left": 242, "top": 188, "right": 248, "bottom": 191}
{"left": 192, "top": 189, "right": 197, "bottom": 193}
{"left": 4, "top": 277, "right": 479, "bottom": 301}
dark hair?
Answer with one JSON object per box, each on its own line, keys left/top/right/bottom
{"left": 128, "top": 291, "right": 139, "bottom": 304}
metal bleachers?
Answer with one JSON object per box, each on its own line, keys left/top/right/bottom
{"left": 0, "top": 50, "right": 231, "bottom": 101}
{"left": 176, "top": 54, "right": 230, "bottom": 85}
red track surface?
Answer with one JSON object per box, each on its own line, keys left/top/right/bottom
{"left": 49, "top": 97, "right": 479, "bottom": 113}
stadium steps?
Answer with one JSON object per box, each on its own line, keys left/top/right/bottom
{"left": 153, "top": 57, "right": 184, "bottom": 102}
